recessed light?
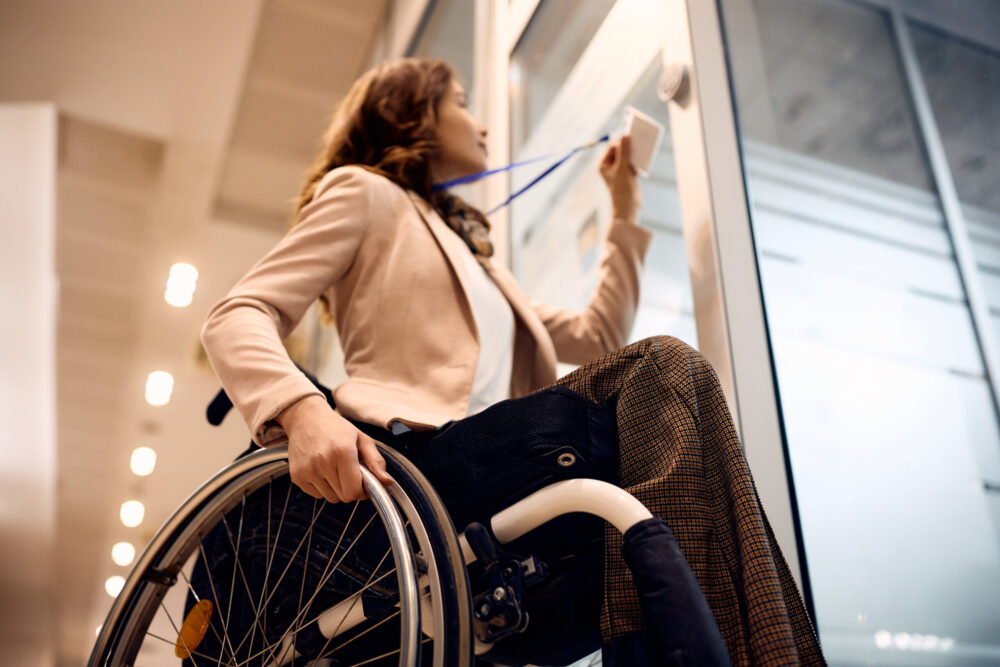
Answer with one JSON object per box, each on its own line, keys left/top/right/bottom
{"left": 105, "top": 575, "right": 125, "bottom": 598}
{"left": 130, "top": 447, "right": 157, "bottom": 476}
{"left": 145, "top": 371, "right": 173, "bottom": 406}
{"left": 119, "top": 500, "right": 145, "bottom": 528}
{"left": 165, "top": 263, "right": 198, "bottom": 308}
{"left": 111, "top": 541, "right": 136, "bottom": 567}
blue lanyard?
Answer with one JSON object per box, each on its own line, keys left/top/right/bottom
{"left": 431, "top": 134, "right": 610, "bottom": 216}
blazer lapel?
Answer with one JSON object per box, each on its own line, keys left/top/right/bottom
{"left": 483, "top": 261, "right": 558, "bottom": 387}
{"left": 406, "top": 191, "right": 476, "bottom": 323}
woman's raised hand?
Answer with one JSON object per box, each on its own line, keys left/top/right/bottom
{"left": 276, "top": 394, "right": 394, "bottom": 502}
{"left": 599, "top": 134, "right": 642, "bottom": 223}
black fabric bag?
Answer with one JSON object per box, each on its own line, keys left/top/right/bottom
{"left": 396, "top": 385, "right": 619, "bottom": 531}
{"left": 353, "top": 386, "right": 621, "bottom": 666}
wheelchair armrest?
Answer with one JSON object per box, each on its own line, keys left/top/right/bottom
{"left": 206, "top": 388, "right": 233, "bottom": 426}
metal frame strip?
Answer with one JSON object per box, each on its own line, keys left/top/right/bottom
{"left": 890, "top": 8, "right": 1000, "bottom": 424}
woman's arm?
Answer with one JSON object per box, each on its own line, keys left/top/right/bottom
{"left": 201, "top": 165, "right": 392, "bottom": 501}
{"left": 531, "top": 135, "right": 654, "bottom": 364}
{"left": 532, "top": 218, "right": 653, "bottom": 364}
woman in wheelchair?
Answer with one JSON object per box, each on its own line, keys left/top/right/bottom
{"left": 92, "top": 58, "right": 824, "bottom": 667}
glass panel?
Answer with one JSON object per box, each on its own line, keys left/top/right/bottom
{"left": 508, "top": 1, "right": 697, "bottom": 382}
{"left": 409, "top": 0, "right": 479, "bottom": 206}
{"left": 509, "top": 0, "right": 616, "bottom": 156}
{"left": 720, "top": 0, "right": 1000, "bottom": 663}
{"left": 910, "top": 17, "right": 1000, "bottom": 358}
{"left": 410, "top": 0, "right": 477, "bottom": 114}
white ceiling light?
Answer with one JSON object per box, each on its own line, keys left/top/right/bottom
{"left": 119, "top": 500, "right": 145, "bottom": 528}
{"left": 165, "top": 290, "right": 193, "bottom": 307}
{"left": 105, "top": 575, "right": 125, "bottom": 598}
{"left": 111, "top": 541, "right": 136, "bottom": 567}
{"left": 130, "top": 446, "right": 157, "bottom": 476}
{"left": 165, "top": 262, "right": 198, "bottom": 308}
{"left": 145, "top": 371, "right": 173, "bottom": 406}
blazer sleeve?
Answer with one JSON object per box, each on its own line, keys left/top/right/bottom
{"left": 201, "top": 166, "right": 372, "bottom": 446}
{"left": 531, "top": 218, "right": 654, "bottom": 365}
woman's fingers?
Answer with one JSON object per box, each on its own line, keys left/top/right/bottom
{"left": 600, "top": 136, "right": 636, "bottom": 182}
{"left": 620, "top": 134, "right": 631, "bottom": 161}
{"left": 334, "top": 439, "right": 365, "bottom": 502}
{"left": 357, "top": 433, "right": 393, "bottom": 488}
{"left": 601, "top": 141, "right": 617, "bottom": 167}
{"left": 296, "top": 478, "right": 330, "bottom": 502}
{"left": 283, "top": 401, "right": 393, "bottom": 503}
{"left": 312, "top": 475, "right": 345, "bottom": 504}
{"left": 291, "top": 456, "right": 342, "bottom": 503}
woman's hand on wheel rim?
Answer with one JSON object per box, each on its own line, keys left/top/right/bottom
{"left": 277, "top": 394, "right": 394, "bottom": 502}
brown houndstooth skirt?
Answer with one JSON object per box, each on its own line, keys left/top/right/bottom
{"left": 545, "top": 335, "right": 825, "bottom": 666}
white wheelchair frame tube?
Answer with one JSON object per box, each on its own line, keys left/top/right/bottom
{"left": 309, "top": 478, "right": 653, "bottom": 657}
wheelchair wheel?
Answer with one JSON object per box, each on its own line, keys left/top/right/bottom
{"left": 90, "top": 444, "right": 474, "bottom": 667}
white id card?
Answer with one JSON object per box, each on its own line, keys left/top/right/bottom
{"left": 622, "top": 106, "right": 665, "bottom": 177}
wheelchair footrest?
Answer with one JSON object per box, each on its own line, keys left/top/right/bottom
{"left": 465, "top": 521, "right": 549, "bottom": 644}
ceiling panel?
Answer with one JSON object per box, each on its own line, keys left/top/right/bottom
{"left": 213, "top": 0, "right": 388, "bottom": 233}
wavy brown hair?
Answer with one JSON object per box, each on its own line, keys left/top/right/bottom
{"left": 290, "top": 57, "right": 489, "bottom": 318}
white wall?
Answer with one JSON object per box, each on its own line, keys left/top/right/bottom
{"left": 0, "top": 104, "right": 58, "bottom": 667}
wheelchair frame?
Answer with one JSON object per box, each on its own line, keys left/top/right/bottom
{"left": 90, "top": 444, "right": 652, "bottom": 667}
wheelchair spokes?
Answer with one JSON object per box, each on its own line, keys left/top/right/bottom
{"left": 92, "top": 446, "right": 474, "bottom": 667}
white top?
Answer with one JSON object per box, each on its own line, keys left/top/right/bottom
{"left": 389, "top": 249, "right": 515, "bottom": 435}
{"left": 461, "top": 251, "right": 515, "bottom": 416}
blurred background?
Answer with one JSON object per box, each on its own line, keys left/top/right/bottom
{"left": 1, "top": 0, "right": 998, "bottom": 664}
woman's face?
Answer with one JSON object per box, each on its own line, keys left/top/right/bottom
{"left": 428, "top": 80, "right": 489, "bottom": 183}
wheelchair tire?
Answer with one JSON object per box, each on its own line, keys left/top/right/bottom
{"left": 90, "top": 444, "right": 474, "bottom": 667}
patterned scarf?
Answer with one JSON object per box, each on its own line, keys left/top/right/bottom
{"left": 430, "top": 190, "right": 494, "bottom": 260}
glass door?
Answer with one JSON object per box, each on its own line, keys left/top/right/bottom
{"left": 718, "top": 0, "right": 1000, "bottom": 663}
{"left": 506, "top": 0, "right": 698, "bottom": 376}
{"left": 500, "top": 0, "right": 805, "bottom": 592}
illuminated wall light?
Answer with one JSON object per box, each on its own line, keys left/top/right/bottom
{"left": 164, "top": 289, "right": 193, "bottom": 307}
{"left": 169, "top": 262, "right": 198, "bottom": 283}
{"left": 145, "top": 371, "right": 173, "bottom": 406}
{"left": 120, "top": 500, "right": 145, "bottom": 528}
{"left": 111, "top": 541, "right": 136, "bottom": 567}
{"left": 874, "top": 629, "right": 955, "bottom": 652}
{"left": 130, "top": 446, "right": 157, "bottom": 476}
{"left": 164, "top": 262, "right": 198, "bottom": 308}
{"left": 105, "top": 575, "right": 125, "bottom": 598}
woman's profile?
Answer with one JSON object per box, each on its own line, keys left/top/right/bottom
{"left": 201, "top": 57, "right": 824, "bottom": 665}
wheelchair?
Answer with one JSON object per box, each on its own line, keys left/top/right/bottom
{"left": 89, "top": 438, "right": 654, "bottom": 666}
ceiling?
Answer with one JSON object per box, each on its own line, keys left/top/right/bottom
{"left": 0, "top": 0, "right": 389, "bottom": 663}
{"left": 3, "top": 0, "right": 995, "bottom": 663}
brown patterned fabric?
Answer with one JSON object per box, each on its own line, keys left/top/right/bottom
{"left": 428, "top": 189, "right": 494, "bottom": 259}
{"left": 545, "top": 335, "right": 826, "bottom": 666}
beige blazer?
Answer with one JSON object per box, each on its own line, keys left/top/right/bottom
{"left": 201, "top": 165, "right": 653, "bottom": 446}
